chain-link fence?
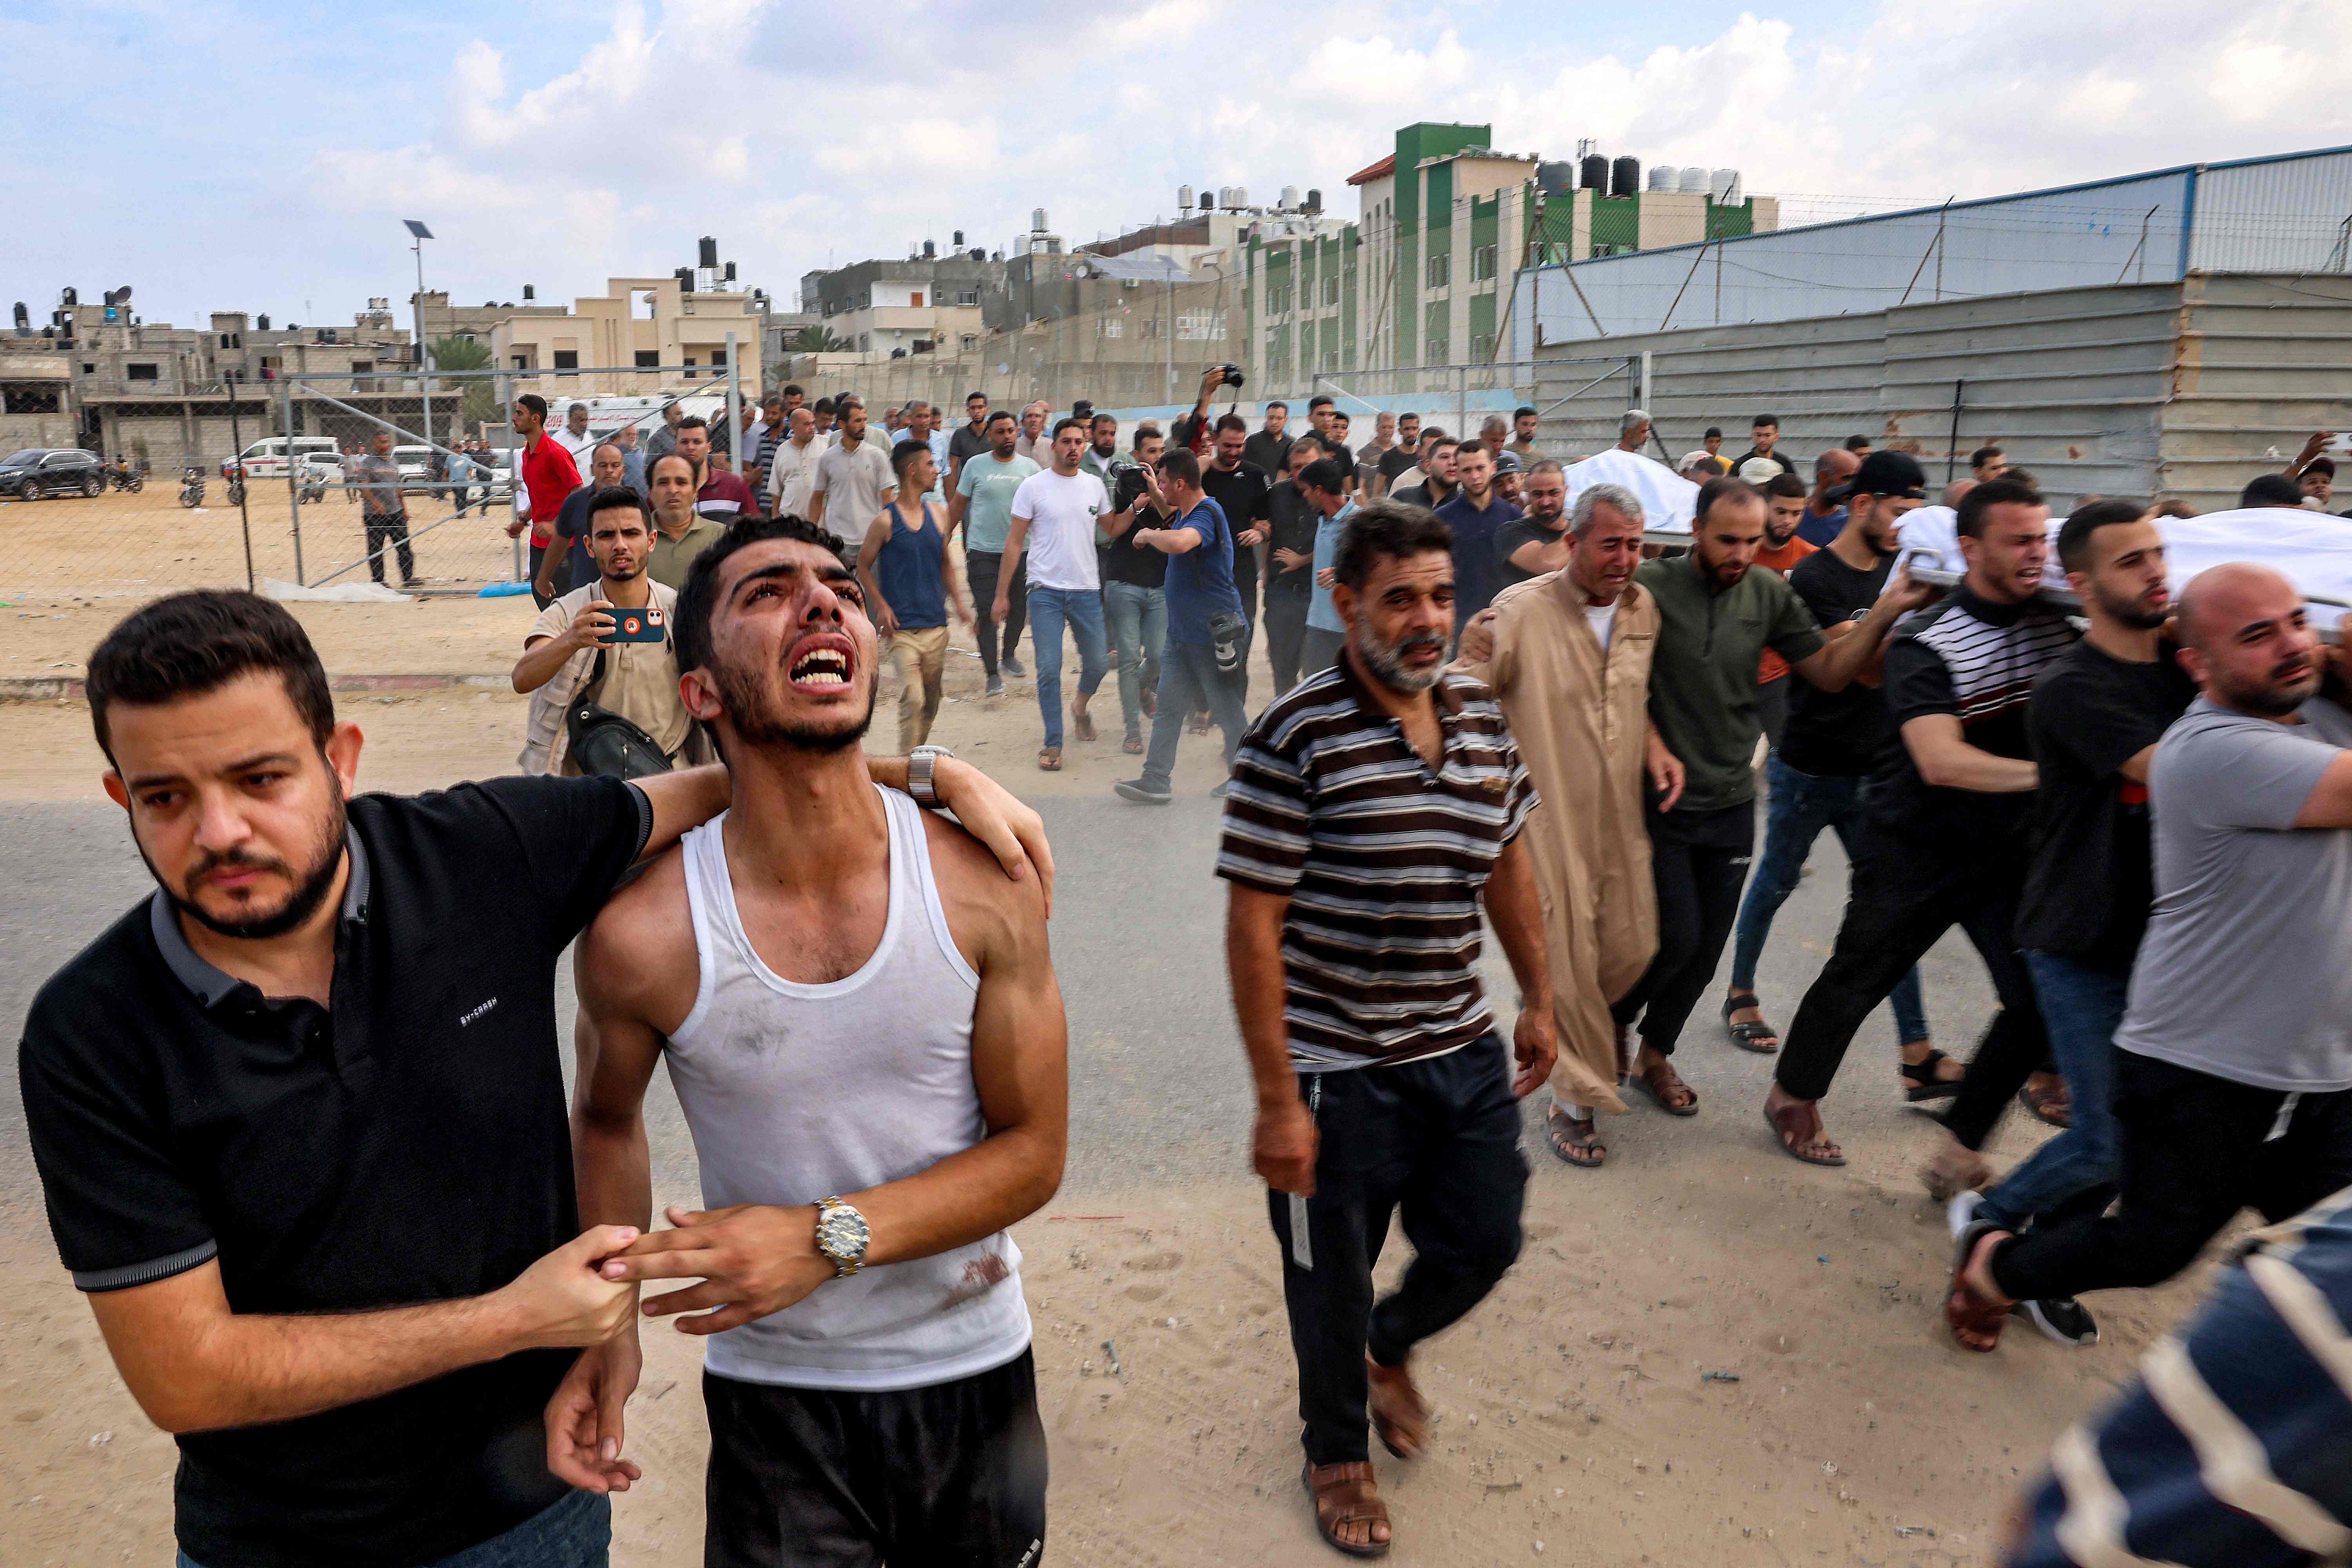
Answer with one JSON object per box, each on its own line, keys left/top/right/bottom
{"left": 0, "top": 360, "right": 746, "bottom": 603}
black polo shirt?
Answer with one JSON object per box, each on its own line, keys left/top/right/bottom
{"left": 20, "top": 775, "right": 651, "bottom": 1568}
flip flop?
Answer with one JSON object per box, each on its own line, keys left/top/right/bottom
{"left": 1123, "top": 733, "right": 1144, "bottom": 755}
{"left": 1902, "top": 1047, "right": 1963, "bottom": 1103}
{"left": 1762, "top": 1099, "right": 1846, "bottom": 1166}
{"left": 1037, "top": 748, "right": 1062, "bottom": 772}
{"left": 1721, "top": 992, "right": 1780, "bottom": 1054}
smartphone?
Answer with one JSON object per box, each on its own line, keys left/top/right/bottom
{"left": 601, "top": 606, "right": 668, "bottom": 644}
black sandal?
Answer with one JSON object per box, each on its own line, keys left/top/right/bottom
{"left": 1721, "top": 992, "right": 1780, "bottom": 1054}
{"left": 1901, "top": 1047, "right": 1962, "bottom": 1103}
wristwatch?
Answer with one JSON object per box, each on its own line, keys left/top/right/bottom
{"left": 813, "top": 1196, "right": 870, "bottom": 1278}
{"left": 907, "top": 744, "right": 953, "bottom": 809}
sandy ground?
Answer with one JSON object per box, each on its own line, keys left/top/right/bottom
{"left": 0, "top": 595, "right": 2221, "bottom": 1568}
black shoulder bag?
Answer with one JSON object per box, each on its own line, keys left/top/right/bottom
{"left": 565, "top": 649, "right": 674, "bottom": 779}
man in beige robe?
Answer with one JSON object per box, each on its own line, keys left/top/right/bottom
{"left": 1458, "top": 483, "right": 1684, "bottom": 1167}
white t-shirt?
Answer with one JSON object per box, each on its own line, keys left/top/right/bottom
{"left": 1584, "top": 602, "right": 1617, "bottom": 652}
{"left": 1011, "top": 468, "right": 1109, "bottom": 591}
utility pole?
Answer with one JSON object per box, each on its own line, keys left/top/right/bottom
{"left": 404, "top": 220, "right": 435, "bottom": 451}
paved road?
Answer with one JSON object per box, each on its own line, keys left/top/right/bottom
{"left": 0, "top": 791, "right": 2003, "bottom": 1232}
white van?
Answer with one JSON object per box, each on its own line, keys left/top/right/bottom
{"left": 228, "top": 437, "right": 339, "bottom": 481}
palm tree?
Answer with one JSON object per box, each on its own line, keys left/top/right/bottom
{"left": 430, "top": 337, "right": 496, "bottom": 425}
{"left": 786, "top": 325, "right": 851, "bottom": 354}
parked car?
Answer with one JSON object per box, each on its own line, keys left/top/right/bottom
{"left": 223, "top": 436, "right": 339, "bottom": 482}
{"left": 391, "top": 445, "right": 437, "bottom": 485}
{"left": 0, "top": 448, "right": 105, "bottom": 499}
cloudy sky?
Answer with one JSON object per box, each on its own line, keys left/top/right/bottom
{"left": 5, "top": 0, "right": 2348, "bottom": 332}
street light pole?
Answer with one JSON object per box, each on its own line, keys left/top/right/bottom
{"left": 404, "top": 219, "right": 435, "bottom": 455}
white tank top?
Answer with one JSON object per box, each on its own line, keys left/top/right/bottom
{"left": 666, "top": 786, "right": 1030, "bottom": 1391}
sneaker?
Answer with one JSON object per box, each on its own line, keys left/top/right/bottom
{"left": 2013, "top": 1296, "right": 2099, "bottom": 1347}
{"left": 985, "top": 675, "right": 1005, "bottom": 698}
{"left": 1946, "top": 1189, "right": 1985, "bottom": 1241}
{"left": 1114, "top": 779, "right": 1173, "bottom": 805}
{"left": 1001, "top": 656, "right": 1027, "bottom": 679}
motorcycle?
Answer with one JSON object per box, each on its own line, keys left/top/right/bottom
{"left": 178, "top": 467, "right": 206, "bottom": 509}
{"left": 105, "top": 461, "right": 144, "bottom": 493}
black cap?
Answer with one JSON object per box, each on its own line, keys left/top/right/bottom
{"left": 1826, "top": 448, "right": 1926, "bottom": 503}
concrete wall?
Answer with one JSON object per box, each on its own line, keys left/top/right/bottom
{"left": 0, "top": 412, "right": 77, "bottom": 451}
{"left": 2162, "top": 272, "right": 2352, "bottom": 512}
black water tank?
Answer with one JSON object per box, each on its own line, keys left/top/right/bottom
{"left": 1580, "top": 154, "right": 1608, "bottom": 191}
{"left": 1610, "top": 156, "right": 1640, "bottom": 198}
{"left": 698, "top": 236, "right": 719, "bottom": 269}
{"left": 523, "top": 284, "right": 535, "bottom": 300}
{"left": 676, "top": 266, "right": 695, "bottom": 294}
{"left": 953, "top": 230, "right": 965, "bottom": 247}
{"left": 1536, "top": 161, "right": 1574, "bottom": 196}
{"left": 1305, "top": 187, "right": 1323, "bottom": 212}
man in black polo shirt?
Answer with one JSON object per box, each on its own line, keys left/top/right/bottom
{"left": 1261, "top": 434, "right": 1325, "bottom": 693}
{"left": 19, "top": 592, "right": 1047, "bottom": 1568}
{"left": 1200, "top": 413, "right": 1273, "bottom": 708}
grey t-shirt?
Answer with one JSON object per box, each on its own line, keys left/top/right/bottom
{"left": 2117, "top": 695, "right": 2352, "bottom": 1091}
{"left": 813, "top": 439, "right": 895, "bottom": 531}
{"left": 352, "top": 453, "right": 404, "bottom": 516}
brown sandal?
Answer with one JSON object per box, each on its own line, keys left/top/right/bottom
{"left": 1364, "top": 1355, "right": 1428, "bottom": 1459}
{"left": 1632, "top": 1058, "right": 1699, "bottom": 1116}
{"left": 1547, "top": 1106, "right": 1606, "bottom": 1168}
{"left": 1037, "top": 748, "right": 1062, "bottom": 772}
{"left": 1303, "top": 1461, "right": 1392, "bottom": 1557}
{"left": 1071, "top": 702, "right": 1096, "bottom": 742}
{"left": 1945, "top": 1224, "right": 2010, "bottom": 1352}
{"left": 1762, "top": 1098, "right": 1846, "bottom": 1166}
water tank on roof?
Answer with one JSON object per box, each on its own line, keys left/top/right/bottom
{"left": 953, "top": 230, "right": 965, "bottom": 247}
{"left": 922, "top": 240, "right": 935, "bottom": 259}
{"left": 698, "top": 236, "right": 719, "bottom": 269}
{"left": 1677, "top": 166, "right": 1708, "bottom": 194}
{"left": 1610, "top": 156, "right": 1639, "bottom": 197}
{"left": 1711, "top": 168, "right": 1741, "bottom": 203}
{"left": 1178, "top": 185, "right": 1194, "bottom": 211}
{"left": 1031, "top": 209, "right": 1048, "bottom": 233}
{"left": 1536, "top": 160, "right": 1574, "bottom": 196}
{"left": 1304, "top": 187, "right": 1322, "bottom": 212}
{"left": 1646, "top": 164, "right": 1674, "bottom": 192}
{"left": 523, "top": 284, "right": 535, "bottom": 300}
{"left": 1580, "top": 153, "right": 1608, "bottom": 191}
{"left": 1279, "top": 185, "right": 1298, "bottom": 211}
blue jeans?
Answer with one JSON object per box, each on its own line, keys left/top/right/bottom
{"left": 1142, "top": 640, "right": 1249, "bottom": 792}
{"left": 1982, "top": 951, "right": 2126, "bottom": 1230}
{"left": 1731, "top": 755, "right": 1930, "bottom": 1046}
{"left": 1103, "top": 581, "right": 1167, "bottom": 739}
{"left": 179, "top": 1488, "right": 609, "bottom": 1568}
{"left": 1026, "top": 585, "right": 1108, "bottom": 750}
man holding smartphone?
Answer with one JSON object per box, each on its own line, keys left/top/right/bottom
{"left": 512, "top": 486, "right": 704, "bottom": 776}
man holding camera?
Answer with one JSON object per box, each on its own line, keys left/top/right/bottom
{"left": 1114, "top": 447, "right": 1250, "bottom": 804}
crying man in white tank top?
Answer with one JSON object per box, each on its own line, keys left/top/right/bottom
{"left": 552, "top": 513, "right": 1069, "bottom": 1565}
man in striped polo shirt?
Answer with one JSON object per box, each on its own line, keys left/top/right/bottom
{"left": 1221, "top": 501, "right": 1557, "bottom": 1558}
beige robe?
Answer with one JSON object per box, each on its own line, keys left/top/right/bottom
{"left": 1461, "top": 570, "right": 1661, "bottom": 1112}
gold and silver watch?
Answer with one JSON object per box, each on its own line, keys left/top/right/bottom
{"left": 813, "top": 1196, "right": 871, "bottom": 1278}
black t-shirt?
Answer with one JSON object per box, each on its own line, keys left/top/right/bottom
{"left": 1495, "top": 517, "right": 1568, "bottom": 589}
{"left": 1200, "top": 460, "right": 1272, "bottom": 611}
{"left": 947, "top": 421, "right": 991, "bottom": 473}
{"left": 1867, "top": 586, "right": 2080, "bottom": 847}
{"left": 1242, "top": 430, "right": 1292, "bottom": 481}
{"left": 1100, "top": 465, "right": 1170, "bottom": 589}
{"left": 1266, "top": 479, "right": 1319, "bottom": 597}
{"left": 2014, "top": 640, "right": 2197, "bottom": 969}
{"left": 1779, "top": 548, "right": 1895, "bottom": 777}
{"left": 1734, "top": 447, "right": 1796, "bottom": 479}
{"left": 20, "top": 778, "right": 651, "bottom": 1568}
{"left": 1378, "top": 445, "right": 1420, "bottom": 484}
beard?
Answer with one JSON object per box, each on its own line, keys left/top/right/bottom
{"left": 2216, "top": 661, "right": 2319, "bottom": 719}
{"left": 148, "top": 789, "right": 348, "bottom": 940}
{"left": 1354, "top": 624, "right": 1449, "bottom": 693}
{"left": 2092, "top": 584, "right": 2169, "bottom": 631}
{"left": 713, "top": 658, "right": 877, "bottom": 755}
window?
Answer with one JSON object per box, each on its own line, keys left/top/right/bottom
{"left": 1425, "top": 334, "right": 1450, "bottom": 362}
{"left": 511, "top": 354, "right": 528, "bottom": 370}
{"left": 81, "top": 363, "right": 96, "bottom": 375}
{"left": 126, "top": 363, "right": 159, "bottom": 381}
{"left": 351, "top": 361, "right": 373, "bottom": 377}
{"left": 710, "top": 347, "right": 727, "bottom": 367}
{"left": 1468, "top": 334, "right": 1495, "bottom": 362}
{"left": 635, "top": 350, "right": 660, "bottom": 368}
{"left": 960, "top": 334, "right": 979, "bottom": 352}
{"left": 1177, "top": 310, "right": 1226, "bottom": 341}
{"left": 1591, "top": 242, "right": 1628, "bottom": 258}
{"left": 1321, "top": 347, "right": 1339, "bottom": 373}
{"left": 552, "top": 350, "right": 579, "bottom": 370}
{"left": 1321, "top": 274, "right": 1340, "bottom": 306}
{"left": 1267, "top": 285, "right": 1292, "bottom": 315}
{"left": 1471, "top": 245, "right": 1498, "bottom": 282}
{"left": 1098, "top": 318, "right": 1124, "bottom": 339}
{"left": 908, "top": 292, "right": 924, "bottom": 308}
{"left": 1426, "top": 252, "right": 1450, "bottom": 288}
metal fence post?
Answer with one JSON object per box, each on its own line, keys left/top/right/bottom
{"left": 227, "top": 372, "right": 255, "bottom": 592}
{"left": 725, "top": 331, "right": 741, "bottom": 479}
{"left": 497, "top": 370, "right": 519, "bottom": 581}
{"left": 279, "top": 378, "right": 303, "bottom": 586}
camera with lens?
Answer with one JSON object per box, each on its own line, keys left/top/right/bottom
{"left": 1214, "top": 362, "right": 1246, "bottom": 388}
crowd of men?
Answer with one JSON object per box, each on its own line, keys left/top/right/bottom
{"left": 23, "top": 363, "right": 2352, "bottom": 1567}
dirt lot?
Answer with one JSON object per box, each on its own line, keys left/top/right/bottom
{"left": 0, "top": 592, "right": 2216, "bottom": 1568}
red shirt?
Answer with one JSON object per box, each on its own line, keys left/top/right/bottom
{"left": 520, "top": 436, "right": 582, "bottom": 546}
{"left": 696, "top": 469, "right": 757, "bottom": 521}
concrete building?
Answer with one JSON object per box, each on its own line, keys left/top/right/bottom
{"left": 802, "top": 250, "right": 1008, "bottom": 358}
{"left": 490, "top": 274, "right": 764, "bottom": 394}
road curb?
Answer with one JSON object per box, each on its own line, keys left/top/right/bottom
{"left": 0, "top": 672, "right": 511, "bottom": 704}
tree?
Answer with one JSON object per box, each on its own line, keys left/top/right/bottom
{"left": 786, "top": 325, "right": 850, "bottom": 354}
{"left": 430, "top": 336, "right": 497, "bottom": 427}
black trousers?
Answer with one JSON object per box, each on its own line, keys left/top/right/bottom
{"left": 964, "top": 551, "right": 1028, "bottom": 677}
{"left": 1267, "top": 1033, "right": 1527, "bottom": 1467}
{"left": 702, "top": 1353, "right": 1047, "bottom": 1568}
{"left": 365, "top": 510, "right": 415, "bottom": 584}
{"left": 1613, "top": 800, "right": 1754, "bottom": 1056}
{"left": 1774, "top": 821, "right": 2047, "bottom": 1149}
{"left": 1264, "top": 588, "right": 1310, "bottom": 695}
{"left": 1993, "top": 1056, "right": 2352, "bottom": 1301}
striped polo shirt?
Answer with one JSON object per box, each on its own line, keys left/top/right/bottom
{"left": 1218, "top": 657, "right": 1536, "bottom": 1071}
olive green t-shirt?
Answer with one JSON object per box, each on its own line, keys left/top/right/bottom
{"left": 1636, "top": 552, "right": 1826, "bottom": 811}
{"left": 646, "top": 519, "right": 726, "bottom": 592}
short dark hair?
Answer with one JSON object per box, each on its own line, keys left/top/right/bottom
{"left": 1844, "top": 434, "right": 1872, "bottom": 451}
{"left": 1696, "top": 476, "right": 1765, "bottom": 521}
{"left": 985, "top": 410, "right": 1015, "bottom": 430}
{"left": 515, "top": 392, "right": 549, "bottom": 421}
{"left": 1956, "top": 475, "right": 2046, "bottom": 537}
{"left": 891, "top": 438, "right": 936, "bottom": 480}
{"left": 1334, "top": 499, "right": 1452, "bottom": 593}
{"left": 1299, "top": 457, "right": 1347, "bottom": 497}
{"left": 1130, "top": 423, "right": 1163, "bottom": 454}
{"left": 1753, "top": 414, "right": 1778, "bottom": 429}
{"left": 1516, "top": 405, "right": 1537, "bottom": 420}
{"left": 1214, "top": 413, "right": 1249, "bottom": 437}
{"left": 1419, "top": 427, "right": 1447, "bottom": 446}
{"left": 674, "top": 514, "right": 851, "bottom": 676}
{"left": 646, "top": 451, "right": 695, "bottom": 485}
{"left": 1289, "top": 433, "right": 1325, "bottom": 458}
{"left": 783, "top": 383, "right": 806, "bottom": 397}
{"left": 1329, "top": 410, "right": 1350, "bottom": 428}
{"left": 1763, "top": 472, "right": 1808, "bottom": 501}
{"left": 2056, "top": 499, "right": 2150, "bottom": 572}
{"left": 965, "top": 390, "right": 985, "bottom": 405}
{"left": 676, "top": 415, "right": 710, "bottom": 435}
{"left": 1090, "top": 413, "right": 1116, "bottom": 430}
{"left": 814, "top": 397, "right": 836, "bottom": 416}
{"left": 586, "top": 485, "right": 650, "bottom": 529}
{"left": 1153, "top": 446, "right": 1202, "bottom": 488}
{"left": 1308, "top": 395, "right": 1334, "bottom": 412}
{"left": 1265, "top": 400, "right": 1288, "bottom": 414}
{"left": 1401, "top": 411, "right": 1421, "bottom": 424}
{"left": 2241, "top": 473, "right": 2308, "bottom": 509}
{"left": 1425, "top": 436, "right": 1460, "bottom": 457}
{"left": 1051, "top": 416, "right": 1085, "bottom": 440}
{"left": 1704, "top": 426, "right": 1722, "bottom": 439}
{"left": 87, "top": 591, "right": 334, "bottom": 760}
{"left": 1970, "top": 445, "right": 2005, "bottom": 470}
